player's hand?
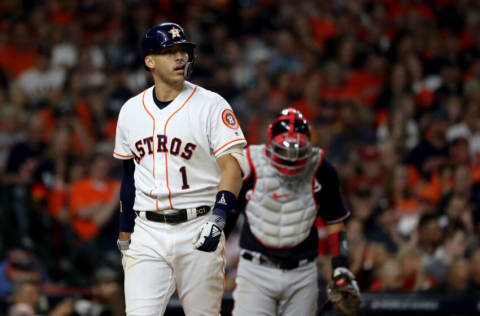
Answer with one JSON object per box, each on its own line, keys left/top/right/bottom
{"left": 193, "top": 214, "right": 225, "bottom": 252}
{"left": 117, "top": 239, "right": 130, "bottom": 268}
{"left": 327, "top": 267, "right": 361, "bottom": 316}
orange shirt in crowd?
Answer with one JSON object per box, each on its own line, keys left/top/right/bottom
{"left": 346, "top": 71, "right": 383, "bottom": 107}
{"left": 69, "top": 178, "right": 119, "bottom": 241}
{"left": 310, "top": 17, "right": 337, "bottom": 49}
{"left": 0, "top": 45, "right": 37, "bottom": 78}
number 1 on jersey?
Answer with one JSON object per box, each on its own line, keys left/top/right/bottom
{"left": 179, "top": 166, "right": 189, "bottom": 189}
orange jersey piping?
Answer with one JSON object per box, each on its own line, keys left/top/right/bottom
{"left": 141, "top": 89, "right": 159, "bottom": 211}
{"left": 213, "top": 138, "right": 246, "bottom": 155}
{"left": 163, "top": 85, "right": 198, "bottom": 209}
{"left": 113, "top": 152, "right": 133, "bottom": 158}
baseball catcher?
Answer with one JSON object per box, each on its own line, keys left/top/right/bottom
{"left": 225, "top": 108, "right": 361, "bottom": 316}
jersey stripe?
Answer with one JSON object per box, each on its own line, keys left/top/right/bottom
{"left": 141, "top": 90, "right": 158, "bottom": 210}
{"left": 213, "top": 138, "right": 246, "bottom": 155}
{"left": 216, "top": 239, "right": 226, "bottom": 315}
{"left": 113, "top": 152, "right": 133, "bottom": 158}
{"left": 163, "top": 85, "right": 198, "bottom": 209}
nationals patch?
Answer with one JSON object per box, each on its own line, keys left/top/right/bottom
{"left": 222, "top": 109, "right": 239, "bottom": 129}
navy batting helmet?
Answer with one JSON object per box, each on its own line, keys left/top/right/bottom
{"left": 141, "top": 22, "right": 196, "bottom": 78}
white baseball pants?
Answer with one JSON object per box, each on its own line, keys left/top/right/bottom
{"left": 232, "top": 255, "right": 318, "bottom": 316}
{"left": 122, "top": 214, "right": 225, "bottom": 316}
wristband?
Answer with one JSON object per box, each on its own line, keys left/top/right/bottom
{"left": 328, "top": 231, "right": 349, "bottom": 270}
{"left": 213, "top": 190, "right": 237, "bottom": 221}
{"left": 117, "top": 239, "right": 130, "bottom": 251}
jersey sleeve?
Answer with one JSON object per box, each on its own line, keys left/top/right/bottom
{"left": 315, "top": 159, "right": 350, "bottom": 224}
{"left": 209, "top": 97, "right": 247, "bottom": 158}
{"left": 242, "top": 146, "right": 252, "bottom": 180}
{"left": 113, "top": 107, "right": 134, "bottom": 160}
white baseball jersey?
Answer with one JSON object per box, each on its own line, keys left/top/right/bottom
{"left": 113, "top": 81, "right": 247, "bottom": 211}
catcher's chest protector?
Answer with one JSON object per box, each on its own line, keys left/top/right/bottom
{"left": 245, "top": 144, "right": 323, "bottom": 248}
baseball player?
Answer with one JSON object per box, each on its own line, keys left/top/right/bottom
{"left": 113, "top": 22, "right": 247, "bottom": 316}
{"left": 225, "top": 108, "right": 360, "bottom": 316}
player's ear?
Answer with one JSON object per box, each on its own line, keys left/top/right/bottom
{"left": 144, "top": 55, "right": 155, "bottom": 71}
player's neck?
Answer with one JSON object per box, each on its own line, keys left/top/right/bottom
{"left": 153, "top": 76, "right": 184, "bottom": 101}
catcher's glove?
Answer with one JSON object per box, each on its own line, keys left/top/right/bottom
{"left": 327, "top": 267, "right": 361, "bottom": 316}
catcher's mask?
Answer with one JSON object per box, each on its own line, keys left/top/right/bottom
{"left": 266, "top": 108, "right": 312, "bottom": 176}
{"left": 141, "top": 22, "right": 196, "bottom": 78}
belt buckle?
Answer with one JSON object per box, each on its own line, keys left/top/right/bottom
{"left": 277, "top": 261, "right": 291, "bottom": 270}
{"left": 196, "top": 206, "right": 208, "bottom": 216}
{"left": 244, "top": 251, "right": 262, "bottom": 265}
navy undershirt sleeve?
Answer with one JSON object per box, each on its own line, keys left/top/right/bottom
{"left": 314, "top": 159, "right": 349, "bottom": 223}
{"left": 119, "top": 159, "right": 136, "bottom": 232}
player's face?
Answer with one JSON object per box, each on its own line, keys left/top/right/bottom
{"left": 147, "top": 45, "right": 189, "bottom": 85}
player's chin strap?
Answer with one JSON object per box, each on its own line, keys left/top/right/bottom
{"left": 184, "top": 60, "right": 195, "bottom": 79}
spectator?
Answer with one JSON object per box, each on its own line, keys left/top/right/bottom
{"left": 349, "top": 145, "right": 384, "bottom": 199}
{"left": 8, "top": 281, "right": 40, "bottom": 316}
{"left": 69, "top": 153, "right": 119, "bottom": 242}
{"left": 377, "top": 95, "right": 419, "bottom": 152}
{"left": 8, "top": 280, "right": 74, "bottom": 316}
{"left": 469, "top": 247, "right": 480, "bottom": 291}
{"left": 4, "top": 115, "right": 46, "bottom": 185}
{"left": 405, "top": 110, "right": 450, "bottom": 186}
{"left": 90, "top": 267, "right": 125, "bottom": 316}
{"left": 329, "top": 100, "right": 376, "bottom": 164}
{"left": 444, "top": 257, "right": 470, "bottom": 292}
{"left": 397, "top": 246, "right": 437, "bottom": 292}
{"left": 439, "top": 164, "right": 479, "bottom": 232}
{"left": 0, "top": 22, "right": 38, "bottom": 78}
{"left": 369, "top": 259, "right": 403, "bottom": 292}
{"left": 384, "top": 164, "right": 420, "bottom": 234}
{"left": 375, "top": 64, "right": 412, "bottom": 114}
{"left": 430, "top": 227, "right": 468, "bottom": 285}
{"left": 14, "top": 47, "right": 66, "bottom": 108}
{"left": 0, "top": 246, "right": 43, "bottom": 298}
{"left": 68, "top": 153, "right": 119, "bottom": 283}
{"left": 365, "top": 203, "right": 404, "bottom": 253}
{"left": 0, "top": 106, "right": 25, "bottom": 174}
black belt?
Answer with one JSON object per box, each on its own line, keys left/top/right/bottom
{"left": 241, "top": 251, "right": 314, "bottom": 271}
{"left": 135, "top": 206, "right": 210, "bottom": 224}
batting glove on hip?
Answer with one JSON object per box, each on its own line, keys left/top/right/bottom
{"left": 193, "top": 214, "right": 225, "bottom": 252}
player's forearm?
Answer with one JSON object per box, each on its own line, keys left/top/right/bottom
{"left": 119, "top": 231, "right": 132, "bottom": 241}
{"left": 326, "top": 222, "right": 349, "bottom": 270}
{"left": 216, "top": 154, "right": 243, "bottom": 196}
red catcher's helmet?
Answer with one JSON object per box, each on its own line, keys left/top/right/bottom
{"left": 266, "top": 108, "right": 312, "bottom": 175}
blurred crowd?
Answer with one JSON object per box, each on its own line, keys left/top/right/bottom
{"left": 1, "top": 0, "right": 480, "bottom": 315}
